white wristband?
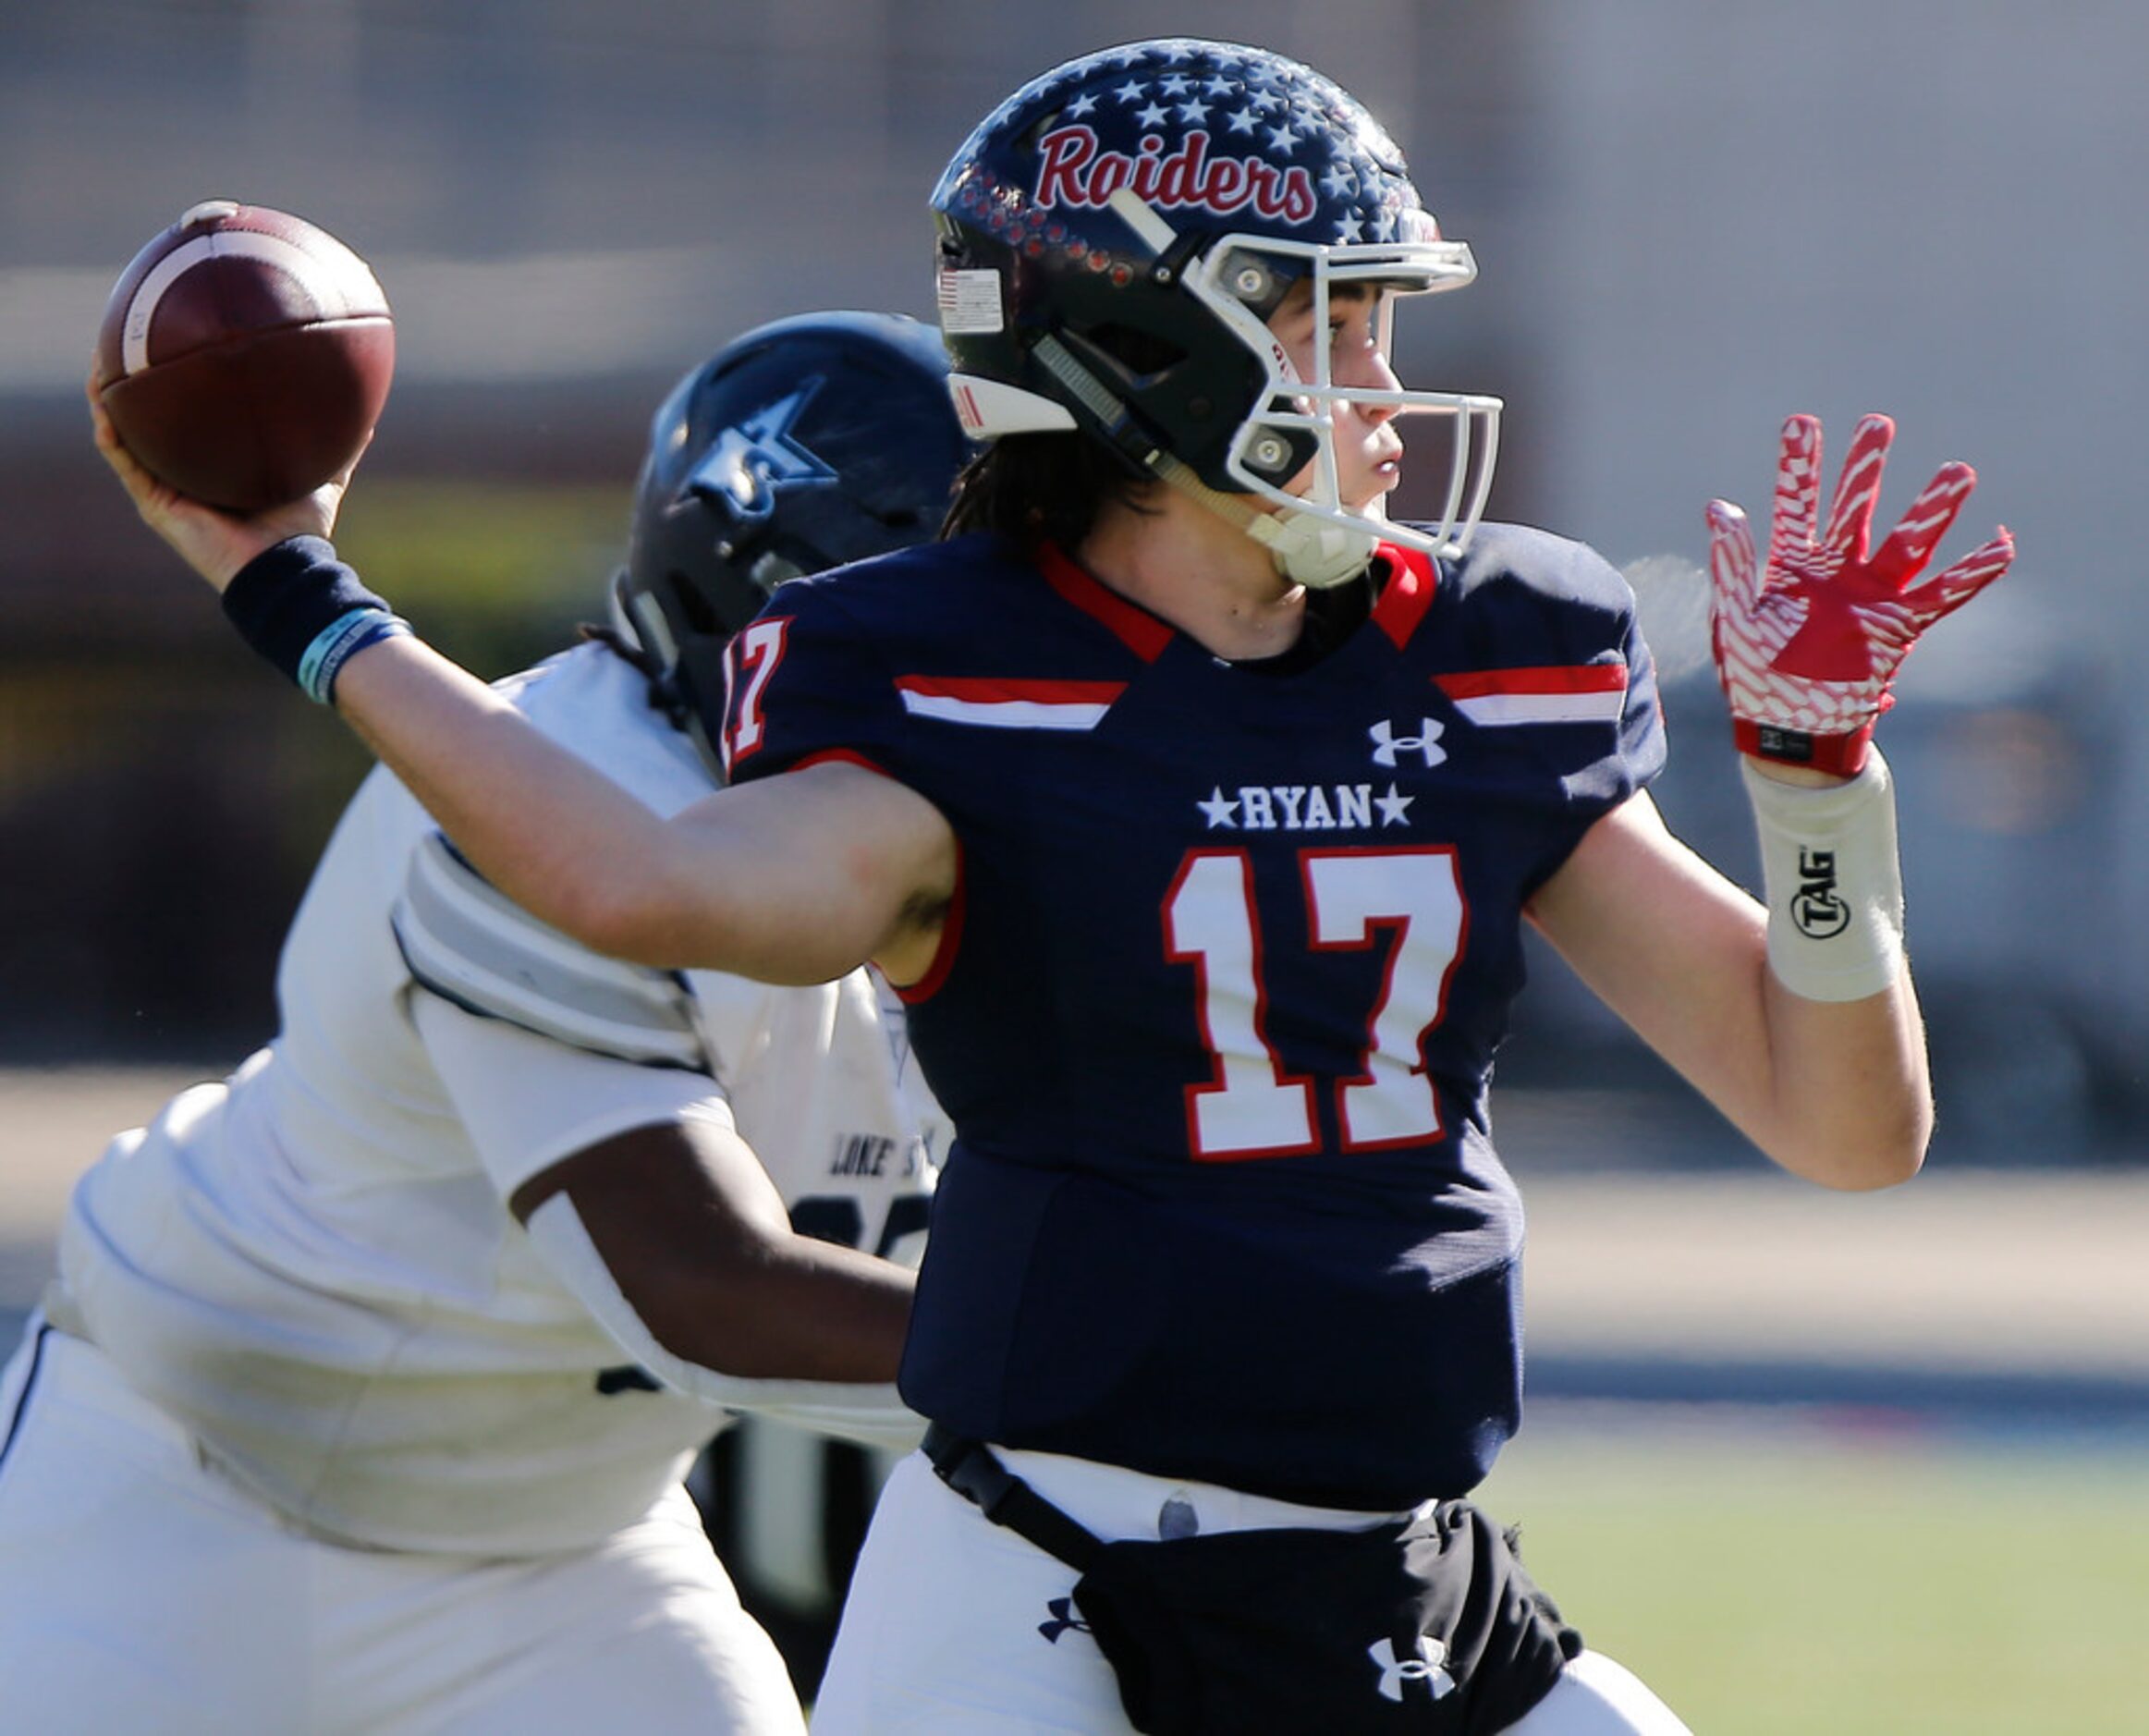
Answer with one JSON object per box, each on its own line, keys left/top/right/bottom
{"left": 1740, "top": 747, "right": 1905, "bottom": 1002}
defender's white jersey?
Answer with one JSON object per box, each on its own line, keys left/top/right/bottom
{"left": 53, "top": 644, "right": 940, "bottom": 1557}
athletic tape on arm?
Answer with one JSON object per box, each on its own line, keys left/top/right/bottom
{"left": 1741, "top": 747, "right": 1905, "bottom": 1002}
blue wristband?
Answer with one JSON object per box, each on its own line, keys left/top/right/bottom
{"left": 297, "top": 607, "right": 411, "bottom": 704}
{"left": 221, "top": 535, "right": 406, "bottom": 704}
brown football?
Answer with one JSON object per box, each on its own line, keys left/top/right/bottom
{"left": 95, "top": 200, "right": 395, "bottom": 512}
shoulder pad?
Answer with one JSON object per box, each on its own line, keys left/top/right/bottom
{"left": 392, "top": 832, "right": 708, "bottom": 1070}
{"left": 1450, "top": 521, "right": 1630, "bottom": 611}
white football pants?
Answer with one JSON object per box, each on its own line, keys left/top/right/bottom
{"left": 811, "top": 1446, "right": 1690, "bottom": 1734}
{"left": 0, "top": 1321, "right": 805, "bottom": 1735}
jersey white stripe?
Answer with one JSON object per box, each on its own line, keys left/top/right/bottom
{"left": 1450, "top": 690, "right": 1629, "bottom": 727}
{"left": 897, "top": 691, "right": 1111, "bottom": 729}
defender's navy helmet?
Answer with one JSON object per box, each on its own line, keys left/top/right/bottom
{"left": 618, "top": 312, "right": 971, "bottom": 768}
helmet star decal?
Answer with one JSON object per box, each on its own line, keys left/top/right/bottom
{"left": 689, "top": 380, "right": 838, "bottom": 524}
{"left": 616, "top": 311, "right": 972, "bottom": 777}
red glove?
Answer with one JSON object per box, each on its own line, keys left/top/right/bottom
{"left": 1707, "top": 413, "right": 2014, "bottom": 774}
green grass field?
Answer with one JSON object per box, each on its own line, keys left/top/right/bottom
{"left": 1475, "top": 1405, "right": 2149, "bottom": 1734}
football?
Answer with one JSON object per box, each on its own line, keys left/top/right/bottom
{"left": 94, "top": 200, "right": 395, "bottom": 512}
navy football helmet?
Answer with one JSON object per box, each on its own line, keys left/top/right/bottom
{"left": 616, "top": 311, "right": 971, "bottom": 771}
{"left": 932, "top": 38, "right": 1500, "bottom": 585}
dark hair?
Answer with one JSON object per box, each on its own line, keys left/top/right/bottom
{"left": 941, "top": 433, "right": 1157, "bottom": 553}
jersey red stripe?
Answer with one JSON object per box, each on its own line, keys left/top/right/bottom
{"left": 1433, "top": 664, "right": 1628, "bottom": 701}
{"left": 1371, "top": 543, "right": 1440, "bottom": 649}
{"left": 1037, "top": 543, "right": 1175, "bottom": 662}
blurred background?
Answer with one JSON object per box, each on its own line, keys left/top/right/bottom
{"left": 5, "top": 4, "right": 2147, "bottom": 1730}
{"left": 6, "top": 0, "right": 2144, "bottom": 1119}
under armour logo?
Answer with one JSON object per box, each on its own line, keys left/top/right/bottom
{"left": 1369, "top": 1635, "right": 1456, "bottom": 1704}
{"left": 1370, "top": 717, "right": 1446, "bottom": 769}
{"left": 1039, "top": 1597, "right": 1091, "bottom": 1644}
{"left": 1791, "top": 847, "right": 1850, "bottom": 939}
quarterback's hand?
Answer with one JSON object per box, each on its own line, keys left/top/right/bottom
{"left": 86, "top": 368, "right": 357, "bottom": 595}
{"left": 1707, "top": 412, "right": 2013, "bottom": 775}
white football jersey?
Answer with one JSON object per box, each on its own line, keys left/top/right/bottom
{"left": 53, "top": 643, "right": 941, "bottom": 1556}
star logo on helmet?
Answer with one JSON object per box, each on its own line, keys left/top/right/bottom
{"left": 1335, "top": 214, "right": 1364, "bottom": 242}
{"left": 1138, "top": 101, "right": 1170, "bottom": 127}
{"left": 1322, "top": 163, "right": 1359, "bottom": 197}
{"left": 1266, "top": 121, "right": 1300, "bottom": 152}
{"left": 1177, "top": 97, "right": 1211, "bottom": 124}
{"left": 1159, "top": 73, "right": 1192, "bottom": 95}
{"left": 1066, "top": 91, "right": 1099, "bottom": 118}
{"left": 1203, "top": 75, "right": 1237, "bottom": 97}
{"left": 690, "top": 382, "right": 836, "bottom": 522}
{"left": 1113, "top": 79, "right": 1148, "bottom": 104}
{"left": 1226, "top": 106, "right": 1259, "bottom": 136}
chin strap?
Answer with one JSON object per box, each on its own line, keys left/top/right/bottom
{"left": 1027, "top": 330, "right": 1377, "bottom": 590}
{"left": 1147, "top": 453, "right": 1377, "bottom": 589}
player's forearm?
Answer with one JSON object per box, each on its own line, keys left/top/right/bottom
{"left": 1659, "top": 903, "right": 1932, "bottom": 1189}
{"left": 525, "top": 1191, "right": 913, "bottom": 1391}
{"left": 333, "top": 634, "right": 696, "bottom": 960}
{"left": 1533, "top": 793, "right": 1930, "bottom": 1188}
{"left": 641, "top": 1238, "right": 915, "bottom": 1384}
{"left": 337, "top": 640, "right": 924, "bottom": 983}
{"left": 1734, "top": 749, "right": 1931, "bottom": 1184}
{"left": 1594, "top": 921, "right": 1930, "bottom": 1189}
{"left": 513, "top": 1119, "right": 920, "bottom": 1385}
{"left": 1752, "top": 972, "right": 1932, "bottom": 1188}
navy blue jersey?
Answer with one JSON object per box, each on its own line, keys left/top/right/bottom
{"left": 722, "top": 526, "right": 1666, "bottom": 1508}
